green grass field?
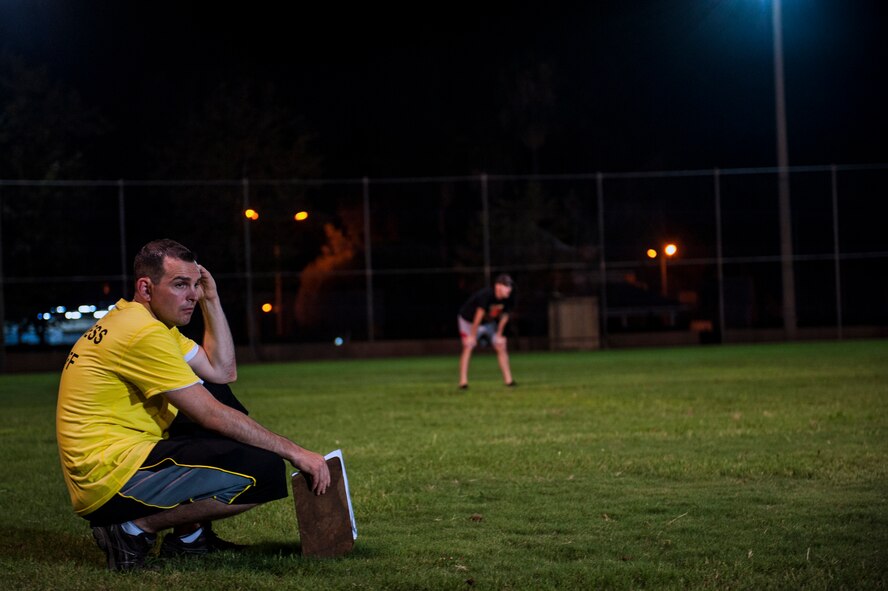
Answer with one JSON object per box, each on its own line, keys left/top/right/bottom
{"left": 2, "top": 340, "right": 887, "bottom": 590}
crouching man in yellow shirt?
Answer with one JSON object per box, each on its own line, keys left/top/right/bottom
{"left": 56, "top": 239, "right": 330, "bottom": 570}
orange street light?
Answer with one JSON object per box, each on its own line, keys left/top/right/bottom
{"left": 244, "top": 208, "right": 259, "bottom": 221}
{"left": 261, "top": 303, "right": 273, "bottom": 313}
{"left": 648, "top": 243, "right": 679, "bottom": 296}
{"left": 294, "top": 211, "right": 309, "bottom": 222}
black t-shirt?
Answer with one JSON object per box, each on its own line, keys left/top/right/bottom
{"left": 459, "top": 287, "right": 514, "bottom": 323}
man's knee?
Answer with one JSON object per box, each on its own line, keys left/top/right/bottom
{"left": 234, "top": 447, "right": 287, "bottom": 504}
{"left": 248, "top": 446, "right": 286, "bottom": 474}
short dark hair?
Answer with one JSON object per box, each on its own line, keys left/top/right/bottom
{"left": 134, "top": 239, "right": 196, "bottom": 284}
{"left": 494, "top": 273, "right": 514, "bottom": 288}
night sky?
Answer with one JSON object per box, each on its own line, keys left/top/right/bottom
{"left": 2, "top": 0, "right": 887, "bottom": 178}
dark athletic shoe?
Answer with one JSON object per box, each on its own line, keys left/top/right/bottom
{"left": 459, "top": 384, "right": 469, "bottom": 391}
{"left": 92, "top": 524, "right": 156, "bottom": 571}
{"left": 506, "top": 381, "right": 517, "bottom": 387}
{"left": 160, "top": 525, "right": 244, "bottom": 557}
{"left": 203, "top": 524, "right": 245, "bottom": 552}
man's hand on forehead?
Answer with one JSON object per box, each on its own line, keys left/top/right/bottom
{"left": 196, "top": 264, "right": 220, "bottom": 301}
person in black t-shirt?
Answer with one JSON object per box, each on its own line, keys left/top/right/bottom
{"left": 457, "top": 274, "right": 516, "bottom": 390}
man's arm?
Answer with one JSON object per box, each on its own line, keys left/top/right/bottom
{"left": 495, "top": 313, "right": 510, "bottom": 339}
{"left": 188, "top": 264, "right": 237, "bottom": 383}
{"left": 165, "top": 383, "right": 331, "bottom": 494}
{"left": 465, "top": 307, "right": 485, "bottom": 347}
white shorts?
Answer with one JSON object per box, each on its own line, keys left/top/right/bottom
{"left": 458, "top": 316, "right": 499, "bottom": 346}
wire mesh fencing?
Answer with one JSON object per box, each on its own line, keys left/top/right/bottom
{"left": 2, "top": 164, "right": 886, "bottom": 355}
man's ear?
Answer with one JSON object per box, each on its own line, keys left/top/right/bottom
{"left": 136, "top": 277, "right": 152, "bottom": 301}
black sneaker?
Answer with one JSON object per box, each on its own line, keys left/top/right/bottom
{"left": 203, "top": 523, "right": 245, "bottom": 552}
{"left": 160, "top": 525, "right": 244, "bottom": 557}
{"left": 459, "top": 384, "right": 469, "bottom": 391}
{"left": 92, "top": 524, "right": 156, "bottom": 571}
{"left": 506, "top": 381, "right": 517, "bottom": 387}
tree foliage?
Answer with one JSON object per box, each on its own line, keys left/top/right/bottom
{"left": 0, "top": 51, "right": 107, "bottom": 179}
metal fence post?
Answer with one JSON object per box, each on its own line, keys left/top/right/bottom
{"left": 242, "top": 178, "right": 259, "bottom": 360}
{"left": 481, "top": 173, "right": 491, "bottom": 285}
{"left": 714, "top": 169, "right": 726, "bottom": 343}
{"left": 773, "top": 0, "right": 797, "bottom": 340}
{"left": 363, "top": 176, "right": 375, "bottom": 342}
{"left": 596, "top": 172, "right": 608, "bottom": 349}
{"left": 0, "top": 186, "right": 5, "bottom": 372}
{"left": 117, "top": 180, "right": 128, "bottom": 298}
{"left": 831, "top": 164, "right": 843, "bottom": 339}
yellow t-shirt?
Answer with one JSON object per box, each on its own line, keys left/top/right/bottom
{"left": 56, "top": 299, "right": 200, "bottom": 516}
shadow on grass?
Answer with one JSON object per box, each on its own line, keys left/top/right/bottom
{"left": 0, "top": 526, "right": 97, "bottom": 566}
{"left": 253, "top": 539, "right": 375, "bottom": 558}
{"left": 154, "top": 540, "right": 375, "bottom": 576}
{"left": 0, "top": 526, "right": 372, "bottom": 572}
{"left": 236, "top": 539, "right": 376, "bottom": 562}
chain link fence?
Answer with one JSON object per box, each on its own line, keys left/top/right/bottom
{"left": 2, "top": 164, "right": 886, "bottom": 364}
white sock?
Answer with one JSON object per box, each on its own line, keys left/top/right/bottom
{"left": 121, "top": 521, "right": 145, "bottom": 536}
{"left": 180, "top": 527, "right": 203, "bottom": 543}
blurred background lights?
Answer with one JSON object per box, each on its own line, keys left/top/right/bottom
{"left": 664, "top": 243, "right": 678, "bottom": 257}
{"left": 261, "top": 303, "right": 273, "bottom": 313}
{"left": 646, "top": 248, "right": 657, "bottom": 259}
{"left": 334, "top": 337, "right": 344, "bottom": 346}
{"left": 244, "top": 209, "right": 259, "bottom": 220}
{"left": 294, "top": 211, "right": 309, "bottom": 221}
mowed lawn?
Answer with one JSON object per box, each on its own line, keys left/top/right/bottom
{"left": 1, "top": 340, "right": 886, "bottom": 590}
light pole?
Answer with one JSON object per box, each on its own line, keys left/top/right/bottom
{"left": 244, "top": 207, "right": 310, "bottom": 339}
{"left": 772, "top": 0, "right": 797, "bottom": 339}
{"left": 242, "top": 180, "right": 259, "bottom": 361}
{"left": 647, "top": 243, "right": 678, "bottom": 297}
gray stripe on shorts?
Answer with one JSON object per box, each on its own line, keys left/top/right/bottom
{"left": 120, "top": 464, "right": 254, "bottom": 507}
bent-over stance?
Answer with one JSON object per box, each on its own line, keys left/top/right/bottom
{"left": 457, "top": 274, "right": 516, "bottom": 389}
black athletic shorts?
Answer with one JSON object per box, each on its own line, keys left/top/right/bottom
{"left": 86, "top": 383, "right": 287, "bottom": 527}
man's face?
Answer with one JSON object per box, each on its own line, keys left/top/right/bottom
{"left": 494, "top": 282, "right": 512, "bottom": 299}
{"left": 148, "top": 257, "right": 201, "bottom": 328}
